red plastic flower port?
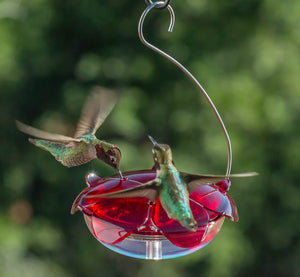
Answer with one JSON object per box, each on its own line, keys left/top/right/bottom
{"left": 72, "top": 170, "right": 238, "bottom": 259}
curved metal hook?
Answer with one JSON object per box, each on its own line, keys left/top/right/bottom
{"left": 145, "top": 0, "right": 171, "bottom": 9}
{"left": 138, "top": 1, "right": 232, "bottom": 176}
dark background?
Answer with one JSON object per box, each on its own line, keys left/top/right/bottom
{"left": 0, "top": 0, "right": 299, "bottom": 276}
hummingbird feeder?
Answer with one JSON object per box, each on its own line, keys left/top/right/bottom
{"left": 72, "top": 171, "right": 237, "bottom": 259}
{"left": 72, "top": 0, "right": 243, "bottom": 260}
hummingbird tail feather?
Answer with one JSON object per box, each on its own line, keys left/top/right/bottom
{"left": 29, "top": 138, "right": 53, "bottom": 151}
{"left": 28, "top": 138, "right": 68, "bottom": 164}
{"left": 28, "top": 138, "right": 37, "bottom": 145}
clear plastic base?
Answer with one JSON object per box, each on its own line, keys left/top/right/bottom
{"left": 85, "top": 215, "right": 225, "bottom": 260}
{"left": 101, "top": 234, "right": 209, "bottom": 260}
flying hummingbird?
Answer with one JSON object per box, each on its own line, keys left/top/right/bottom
{"left": 16, "top": 87, "right": 122, "bottom": 175}
{"left": 86, "top": 136, "right": 257, "bottom": 232}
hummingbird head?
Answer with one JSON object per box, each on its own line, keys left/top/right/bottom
{"left": 148, "top": 135, "right": 173, "bottom": 166}
{"left": 95, "top": 144, "right": 121, "bottom": 170}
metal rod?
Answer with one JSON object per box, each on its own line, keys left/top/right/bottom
{"left": 138, "top": 2, "right": 232, "bottom": 176}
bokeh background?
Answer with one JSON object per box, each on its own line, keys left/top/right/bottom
{"left": 1, "top": 0, "right": 299, "bottom": 276}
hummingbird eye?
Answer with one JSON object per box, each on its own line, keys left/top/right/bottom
{"left": 110, "top": 156, "right": 115, "bottom": 163}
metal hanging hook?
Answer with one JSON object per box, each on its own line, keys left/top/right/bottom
{"left": 138, "top": 1, "right": 232, "bottom": 177}
{"left": 145, "top": 0, "right": 171, "bottom": 9}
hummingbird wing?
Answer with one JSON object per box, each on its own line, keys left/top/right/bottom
{"left": 74, "top": 87, "right": 117, "bottom": 138}
{"left": 180, "top": 172, "right": 258, "bottom": 193}
{"left": 85, "top": 179, "right": 160, "bottom": 202}
{"left": 16, "top": 120, "right": 80, "bottom": 143}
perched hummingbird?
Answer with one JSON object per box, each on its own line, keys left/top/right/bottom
{"left": 87, "top": 136, "right": 257, "bottom": 232}
{"left": 16, "top": 87, "right": 122, "bottom": 174}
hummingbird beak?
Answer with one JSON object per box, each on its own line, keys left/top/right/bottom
{"left": 148, "top": 135, "right": 158, "bottom": 146}
{"left": 118, "top": 169, "right": 124, "bottom": 180}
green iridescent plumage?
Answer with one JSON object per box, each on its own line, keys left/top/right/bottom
{"left": 88, "top": 136, "right": 257, "bottom": 232}
{"left": 16, "top": 87, "right": 122, "bottom": 172}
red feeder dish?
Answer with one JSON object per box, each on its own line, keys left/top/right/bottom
{"left": 71, "top": 170, "right": 238, "bottom": 260}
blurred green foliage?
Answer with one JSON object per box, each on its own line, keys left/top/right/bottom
{"left": 0, "top": 0, "right": 299, "bottom": 276}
